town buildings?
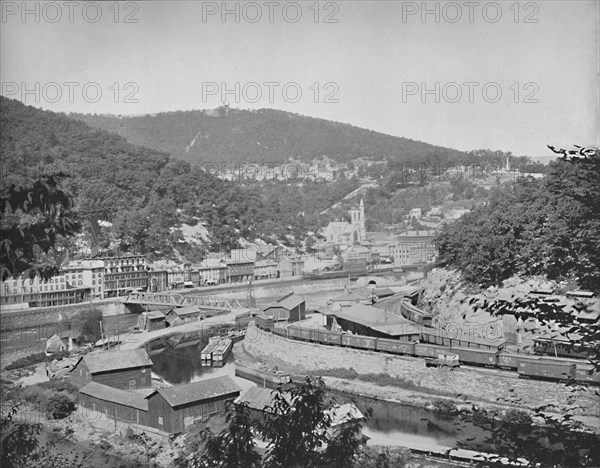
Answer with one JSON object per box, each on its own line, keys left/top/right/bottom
{"left": 62, "top": 260, "right": 106, "bottom": 299}
{"left": 1, "top": 271, "right": 92, "bottom": 309}
{"left": 390, "top": 230, "right": 437, "bottom": 266}
{"left": 98, "top": 254, "right": 148, "bottom": 297}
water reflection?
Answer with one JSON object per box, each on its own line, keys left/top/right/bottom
{"left": 149, "top": 340, "right": 254, "bottom": 391}
{"left": 150, "top": 344, "right": 488, "bottom": 452}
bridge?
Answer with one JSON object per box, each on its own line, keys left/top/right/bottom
{"left": 122, "top": 291, "right": 244, "bottom": 311}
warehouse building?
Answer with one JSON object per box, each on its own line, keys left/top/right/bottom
{"left": 145, "top": 376, "right": 241, "bottom": 433}
{"left": 69, "top": 348, "right": 153, "bottom": 390}
{"left": 79, "top": 381, "right": 149, "bottom": 425}
{"left": 262, "top": 293, "right": 306, "bottom": 322}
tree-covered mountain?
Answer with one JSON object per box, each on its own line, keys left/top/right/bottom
{"left": 0, "top": 97, "right": 360, "bottom": 259}
{"left": 71, "top": 107, "right": 470, "bottom": 165}
{"left": 436, "top": 147, "right": 600, "bottom": 293}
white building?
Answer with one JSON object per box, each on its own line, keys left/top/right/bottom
{"left": 62, "top": 260, "right": 105, "bottom": 299}
{"left": 390, "top": 230, "right": 437, "bottom": 266}
{"left": 322, "top": 199, "right": 366, "bottom": 247}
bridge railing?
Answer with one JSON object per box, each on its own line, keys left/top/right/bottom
{"left": 124, "top": 292, "right": 243, "bottom": 310}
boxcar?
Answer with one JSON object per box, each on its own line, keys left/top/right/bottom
{"left": 497, "top": 353, "right": 519, "bottom": 370}
{"left": 273, "top": 324, "right": 287, "bottom": 337}
{"left": 310, "top": 329, "right": 343, "bottom": 346}
{"left": 574, "top": 365, "right": 600, "bottom": 386}
{"left": 414, "top": 343, "right": 442, "bottom": 358}
{"left": 287, "top": 326, "right": 311, "bottom": 342}
{"left": 452, "top": 347, "right": 496, "bottom": 367}
{"left": 342, "top": 334, "right": 377, "bottom": 351}
{"left": 376, "top": 338, "right": 415, "bottom": 355}
{"left": 518, "top": 357, "right": 575, "bottom": 382}
{"left": 254, "top": 315, "right": 274, "bottom": 332}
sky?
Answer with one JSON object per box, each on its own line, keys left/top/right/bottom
{"left": 1, "top": 0, "right": 598, "bottom": 156}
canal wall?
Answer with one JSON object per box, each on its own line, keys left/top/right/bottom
{"left": 0, "top": 301, "right": 133, "bottom": 332}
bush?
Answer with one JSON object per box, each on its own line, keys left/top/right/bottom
{"left": 501, "top": 409, "right": 532, "bottom": 427}
{"left": 37, "top": 380, "right": 78, "bottom": 396}
{"left": 46, "top": 394, "right": 76, "bottom": 420}
{"left": 354, "top": 446, "right": 410, "bottom": 468}
{"left": 5, "top": 353, "right": 47, "bottom": 370}
{"left": 432, "top": 398, "right": 458, "bottom": 415}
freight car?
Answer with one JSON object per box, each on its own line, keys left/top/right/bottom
{"left": 517, "top": 357, "right": 576, "bottom": 382}
{"left": 414, "top": 343, "right": 442, "bottom": 358}
{"left": 255, "top": 323, "right": 599, "bottom": 385}
{"left": 574, "top": 365, "right": 600, "bottom": 385}
{"left": 287, "top": 325, "right": 312, "bottom": 342}
{"left": 254, "top": 315, "right": 274, "bottom": 332}
{"left": 496, "top": 353, "right": 519, "bottom": 371}
{"left": 310, "top": 328, "right": 343, "bottom": 346}
{"left": 341, "top": 334, "right": 377, "bottom": 351}
{"left": 375, "top": 338, "right": 415, "bottom": 355}
{"left": 451, "top": 347, "right": 497, "bottom": 368}
{"left": 400, "top": 301, "right": 433, "bottom": 326}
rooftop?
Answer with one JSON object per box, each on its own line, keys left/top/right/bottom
{"left": 149, "top": 375, "right": 241, "bottom": 408}
{"left": 169, "top": 306, "right": 202, "bottom": 316}
{"left": 328, "top": 403, "right": 365, "bottom": 426}
{"left": 81, "top": 348, "right": 153, "bottom": 374}
{"left": 267, "top": 293, "right": 305, "bottom": 311}
{"left": 80, "top": 381, "right": 148, "bottom": 411}
{"left": 333, "top": 303, "right": 417, "bottom": 337}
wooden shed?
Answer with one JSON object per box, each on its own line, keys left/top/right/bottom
{"left": 79, "top": 381, "right": 149, "bottom": 425}
{"left": 262, "top": 293, "right": 306, "bottom": 322}
{"left": 145, "top": 375, "right": 241, "bottom": 433}
{"left": 69, "top": 348, "right": 153, "bottom": 390}
{"left": 138, "top": 311, "right": 166, "bottom": 331}
{"left": 165, "top": 306, "right": 203, "bottom": 325}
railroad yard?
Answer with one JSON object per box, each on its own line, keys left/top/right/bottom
{"left": 238, "top": 323, "right": 600, "bottom": 426}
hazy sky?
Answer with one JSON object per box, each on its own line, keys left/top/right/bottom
{"left": 1, "top": 1, "right": 598, "bottom": 156}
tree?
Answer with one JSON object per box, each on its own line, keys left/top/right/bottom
{"left": 1, "top": 174, "right": 81, "bottom": 281}
{"left": 184, "top": 378, "right": 367, "bottom": 468}
{"left": 436, "top": 146, "right": 600, "bottom": 293}
{"left": 0, "top": 402, "right": 43, "bottom": 468}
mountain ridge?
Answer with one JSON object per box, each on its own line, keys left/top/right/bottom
{"left": 70, "top": 107, "right": 470, "bottom": 165}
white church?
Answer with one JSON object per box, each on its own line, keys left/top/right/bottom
{"left": 322, "top": 199, "right": 366, "bottom": 247}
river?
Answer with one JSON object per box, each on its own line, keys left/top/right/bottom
{"left": 149, "top": 340, "right": 492, "bottom": 454}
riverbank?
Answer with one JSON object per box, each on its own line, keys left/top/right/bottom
{"left": 237, "top": 324, "right": 600, "bottom": 428}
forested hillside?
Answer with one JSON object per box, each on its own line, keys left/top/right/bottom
{"left": 436, "top": 147, "right": 600, "bottom": 293}
{"left": 0, "top": 98, "right": 358, "bottom": 258}
{"left": 72, "top": 107, "right": 469, "bottom": 165}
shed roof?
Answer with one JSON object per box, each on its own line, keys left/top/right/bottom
{"left": 146, "top": 311, "right": 166, "bottom": 320}
{"left": 170, "top": 306, "right": 202, "bottom": 317}
{"left": 275, "top": 294, "right": 305, "bottom": 311}
{"left": 328, "top": 403, "right": 364, "bottom": 426}
{"left": 148, "top": 375, "right": 241, "bottom": 408}
{"left": 81, "top": 348, "right": 152, "bottom": 374}
{"left": 80, "top": 381, "right": 148, "bottom": 411}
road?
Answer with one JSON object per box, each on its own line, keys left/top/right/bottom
{"left": 108, "top": 309, "right": 244, "bottom": 351}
